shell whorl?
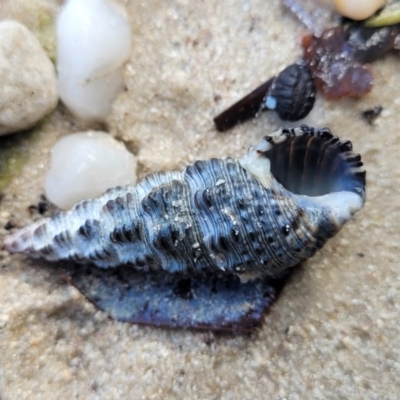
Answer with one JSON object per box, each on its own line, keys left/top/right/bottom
{"left": 3, "top": 125, "right": 366, "bottom": 278}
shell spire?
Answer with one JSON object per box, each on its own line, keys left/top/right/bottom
{"left": 3, "top": 125, "right": 366, "bottom": 278}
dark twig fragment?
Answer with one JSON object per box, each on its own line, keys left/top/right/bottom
{"left": 213, "top": 77, "right": 274, "bottom": 132}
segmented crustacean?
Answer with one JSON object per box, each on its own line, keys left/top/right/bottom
{"left": 3, "top": 125, "right": 366, "bottom": 279}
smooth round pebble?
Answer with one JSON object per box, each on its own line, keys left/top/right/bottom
{"left": 45, "top": 131, "right": 137, "bottom": 209}
{"left": 57, "top": 0, "right": 132, "bottom": 121}
{"left": 0, "top": 20, "right": 58, "bottom": 136}
{"left": 333, "top": 0, "right": 386, "bottom": 20}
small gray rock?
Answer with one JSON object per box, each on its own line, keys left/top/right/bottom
{"left": 0, "top": 21, "right": 58, "bottom": 136}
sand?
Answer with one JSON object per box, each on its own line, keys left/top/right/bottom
{"left": 0, "top": 0, "right": 400, "bottom": 399}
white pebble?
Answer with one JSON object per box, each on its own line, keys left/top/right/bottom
{"left": 45, "top": 131, "right": 137, "bottom": 209}
{"left": 57, "top": 0, "right": 132, "bottom": 121}
{"left": 333, "top": 0, "right": 386, "bottom": 20}
{"left": 0, "top": 21, "right": 58, "bottom": 136}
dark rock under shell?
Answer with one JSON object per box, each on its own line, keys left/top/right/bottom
{"left": 62, "top": 263, "right": 288, "bottom": 332}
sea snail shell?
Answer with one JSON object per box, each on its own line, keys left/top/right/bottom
{"left": 3, "top": 125, "right": 366, "bottom": 278}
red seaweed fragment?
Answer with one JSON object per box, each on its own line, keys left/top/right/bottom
{"left": 62, "top": 263, "right": 288, "bottom": 332}
{"left": 302, "top": 24, "right": 400, "bottom": 99}
{"left": 302, "top": 27, "right": 373, "bottom": 99}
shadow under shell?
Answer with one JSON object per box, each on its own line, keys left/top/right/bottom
{"left": 61, "top": 264, "right": 289, "bottom": 332}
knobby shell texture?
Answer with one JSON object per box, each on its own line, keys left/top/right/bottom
{"left": 4, "top": 126, "right": 365, "bottom": 278}
{"left": 2, "top": 125, "right": 365, "bottom": 331}
{"left": 1, "top": 0, "right": 400, "bottom": 399}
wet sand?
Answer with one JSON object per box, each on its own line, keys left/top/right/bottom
{"left": 0, "top": 1, "right": 399, "bottom": 398}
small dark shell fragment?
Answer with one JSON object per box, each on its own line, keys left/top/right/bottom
{"left": 264, "top": 63, "right": 316, "bottom": 121}
{"left": 362, "top": 106, "right": 383, "bottom": 124}
{"left": 348, "top": 24, "right": 400, "bottom": 62}
{"left": 213, "top": 62, "right": 316, "bottom": 131}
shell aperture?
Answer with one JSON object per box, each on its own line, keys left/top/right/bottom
{"left": 241, "top": 126, "right": 365, "bottom": 226}
{"left": 3, "top": 126, "right": 366, "bottom": 280}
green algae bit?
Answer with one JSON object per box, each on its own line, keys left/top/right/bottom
{"left": 37, "top": 8, "right": 57, "bottom": 62}
{"left": 364, "top": 3, "right": 400, "bottom": 28}
{"left": 22, "top": 2, "right": 57, "bottom": 62}
{"left": 0, "top": 109, "right": 57, "bottom": 193}
{"left": 0, "top": 132, "right": 33, "bottom": 193}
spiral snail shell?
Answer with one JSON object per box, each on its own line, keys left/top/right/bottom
{"left": 3, "top": 125, "right": 365, "bottom": 281}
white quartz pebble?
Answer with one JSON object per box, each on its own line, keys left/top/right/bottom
{"left": 0, "top": 21, "right": 58, "bottom": 136}
{"left": 57, "top": 0, "right": 132, "bottom": 121}
{"left": 333, "top": 0, "right": 386, "bottom": 20}
{"left": 45, "top": 131, "right": 137, "bottom": 209}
